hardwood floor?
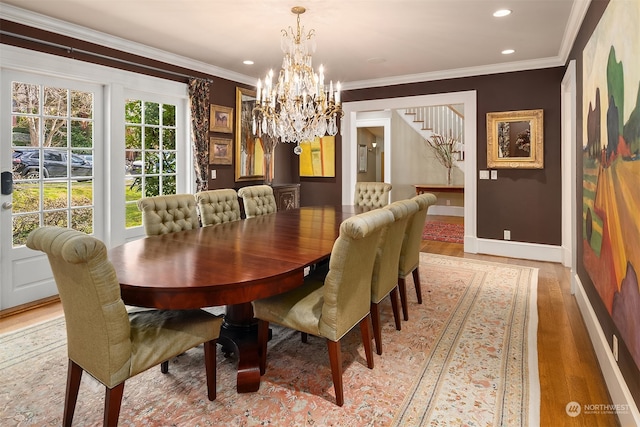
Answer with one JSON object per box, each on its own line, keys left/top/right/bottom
{"left": 0, "top": 215, "right": 620, "bottom": 426}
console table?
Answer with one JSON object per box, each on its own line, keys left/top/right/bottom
{"left": 414, "top": 184, "right": 464, "bottom": 195}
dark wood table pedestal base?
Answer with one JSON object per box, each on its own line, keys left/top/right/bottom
{"left": 218, "top": 302, "right": 266, "bottom": 393}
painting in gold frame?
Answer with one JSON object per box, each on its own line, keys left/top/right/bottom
{"left": 299, "top": 136, "right": 335, "bottom": 177}
{"left": 209, "top": 104, "right": 233, "bottom": 133}
{"left": 209, "top": 137, "right": 232, "bottom": 165}
{"left": 234, "top": 87, "right": 265, "bottom": 181}
{"left": 486, "top": 109, "right": 544, "bottom": 169}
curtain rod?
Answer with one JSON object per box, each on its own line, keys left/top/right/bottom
{"left": 1, "top": 30, "right": 212, "bottom": 82}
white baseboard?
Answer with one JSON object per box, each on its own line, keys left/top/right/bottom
{"left": 428, "top": 205, "right": 464, "bottom": 217}
{"left": 473, "top": 238, "right": 564, "bottom": 263}
{"left": 573, "top": 274, "right": 640, "bottom": 427}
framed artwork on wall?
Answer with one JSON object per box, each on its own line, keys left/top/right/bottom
{"left": 486, "top": 109, "right": 544, "bottom": 169}
{"left": 358, "top": 144, "right": 368, "bottom": 173}
{"left": 210, "top": 104, "right": 233, "bottom": 133}
{"left": 209, "top": 137, "right": 232, "bottom": 164}
{"left": 235, "top": 87, "right": 265, "bottom": 181}
{"left": 299, "top": 136, "right": 335, "bottom": 177}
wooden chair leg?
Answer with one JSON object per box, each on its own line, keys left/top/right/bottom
{"left": 257, "top": 319, "right": 269, "bottom": 375}
{"left": 104, "top": 382, "right": 125, "bottom": 427}
{"left": 63, "top": 359, "right": 83, "bottom": 427}
{"left": 390, "top": 286, "right": 402, "bottom": 331}
{"left": 204, "top": 339, "right": 217, "bottom": 401}
{"left": 370, "top": 302, "right": 383, "bottom": 355}
{"left": 398, "top": 276, "right": 409, "bottom": 321}
{"left": 160, "top": 360, "right": 169, "bottom": 374}
{"left": 326, "top": 339, "right": 344, "bottom": 406}
{"left": 412, "top": 267, "right": 422, "bottom": 304}
{"left": 359, "top": 315, "right": 374, "bottom": 369}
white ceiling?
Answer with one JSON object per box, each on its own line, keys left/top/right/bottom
{"left": 0, "top": 0, "right": 588, "bottom": 89}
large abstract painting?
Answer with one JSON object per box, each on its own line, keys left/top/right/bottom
{"left": 582, "top": 0, "right": 640, "bottom": 371}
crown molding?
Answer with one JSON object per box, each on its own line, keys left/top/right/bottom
{"left": 341, "top": 56, "right": 564, "bottom": 91}
{"left": 558, "top": 0, "right": 591, "bottom": 63}
{"left": 0, "top": 4, "right": 256, "bottom": 85}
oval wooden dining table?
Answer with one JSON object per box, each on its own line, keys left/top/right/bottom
{"left": 108, "top": 205, "right": 361, "bottom": 393}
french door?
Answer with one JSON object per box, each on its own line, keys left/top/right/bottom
{"left": 0, "top": 70, "right": 104, "bottom": 310}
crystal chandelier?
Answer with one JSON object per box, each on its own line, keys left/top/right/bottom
{"left": 252, "top": 6, "right": 343, "bottom": 155}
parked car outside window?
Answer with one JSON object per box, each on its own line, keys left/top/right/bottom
{"left": 12, "top": 149, "right": 93, "bottom": 180}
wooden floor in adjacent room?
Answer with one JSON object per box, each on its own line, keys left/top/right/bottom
{"left": 0, "top": 215, "right": 620, "bottom": 426}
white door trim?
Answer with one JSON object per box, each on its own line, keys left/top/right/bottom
{"left": 342, "top": 91, "right": 478, "bottom": 252}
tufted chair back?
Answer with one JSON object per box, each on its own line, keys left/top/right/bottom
{"left": 354, "top": 181, "right": 392, "bottom": 208}
{"left": 137, "top": 193, "right": 200, "bottom": 236}
{"left": 26, "top": 226, "right": 223, "bottom": 425}
{"left": 397, "top": 192, "right": 438, "bottom": 320}
{"left": 195, "top": 189, "right": 241, "bottom": 226}
{"left": 237, "top": 185, "right": 277, "bottom": 218}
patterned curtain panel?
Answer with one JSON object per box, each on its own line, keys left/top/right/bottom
{"left": 188, "top": 78, "right": 211, "bottom": 192}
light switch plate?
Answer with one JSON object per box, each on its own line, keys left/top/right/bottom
{"left": 479, "top": 170, "right": 490, "bottom": 180}
{"left": 491, "top": 170, "right": 498, "bottom": 180}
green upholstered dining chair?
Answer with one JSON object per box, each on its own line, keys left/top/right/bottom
{"left": 195, "top": 188, "right": 241, "bottom": 226}
{"left": 397, "top": 192, "right": 438, "bottom": 321}
{"left": 26, "top": 227, "right": 222, "bottom": 427}
{"left": 354, "top": 181, "right": 392, "bottom": 208}
{"left": 137, "top": 193, "right": 200, "bottom": 236}
{"left": 369, "top": 198, "right": 420, "bottom": 355}
{"left": 237, "top": 184, "right": 277, "bottom": 218}
{"left": 252, "top": 208, "right": 395, "bottom": 406}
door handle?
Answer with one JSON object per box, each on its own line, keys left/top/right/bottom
{"left": 2, "top": 202, "right": 12, "bottom": 210}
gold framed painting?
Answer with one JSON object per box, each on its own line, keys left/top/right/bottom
{"left": 235, "top": 87, "right": 265, "bottom": 181}
{"left": 210, "top": 104, "right": 233, "bottom": 133}
{"left": 486, "top": 109, "right": 544, "bottom": 169}
{"left": 210, "top": 137, "right": 232, "bottom": 165}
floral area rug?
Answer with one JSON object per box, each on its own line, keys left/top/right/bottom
{"left": 422, "top": 221, "right": 464, "bottom": 243}
{"left": 0, "top": 253, "right": 539, "bottom": 427}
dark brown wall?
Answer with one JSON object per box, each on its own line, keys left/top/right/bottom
{"left": 342, "top": 68, "right": 565, "bottom": 245}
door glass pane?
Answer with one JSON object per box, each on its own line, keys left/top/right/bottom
{"left": 43, "top": 87, "right": 67, "bottom": 116}
{"left": 10, "top": 81, "right": 95, "bottom": 247}
{"left": 12, "top": 82, "right": 39, "bottom": 114}
{"left": 12, "top": 214, "right": 39, "bottom": 247}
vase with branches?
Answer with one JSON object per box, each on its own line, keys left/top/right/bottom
{"left": 259, "top": 134, "right": 278, "bottom": 186}
{"left": 425, "top": 132, "right": 459, "bottom": 185}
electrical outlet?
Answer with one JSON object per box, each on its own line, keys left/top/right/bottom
{"left": 613, "top": 335, "right": 619, "bottom": 362}
{"left": 503, "top": 230, "right": 511, "bottom": 240}
{"left": 446, "top": 199, "right": 451, "bottom": 206}
{"left": 211, "top": 169, "right": 216, "bottom": 179}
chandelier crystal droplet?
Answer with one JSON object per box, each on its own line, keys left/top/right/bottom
{"left": 252, "top": 6, "right": 343, "bottom": 155}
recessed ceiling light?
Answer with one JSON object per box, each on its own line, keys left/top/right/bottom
{"left": 502, "top": 49, "right": 515, "bottom": 55}
{"left": 243, "top": 60, "right": 254, "bottom": 65}
{"left": 493, "top": 9, "right": 512, "bottom": 17}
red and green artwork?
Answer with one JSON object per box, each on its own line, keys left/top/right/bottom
{"left": 582, "top": 0, "right": 640, "bottom": 371}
